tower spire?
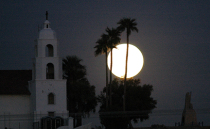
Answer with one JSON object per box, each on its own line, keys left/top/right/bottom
{"left": 45, "top": 11, "right": 48, "bottom": 20}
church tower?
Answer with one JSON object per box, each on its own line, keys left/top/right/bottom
{"left": 29, "top": 11, "right": 68, "bottom": 129}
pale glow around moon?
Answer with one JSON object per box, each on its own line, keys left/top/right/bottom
{"left": 107, "top": 43, "right": 144, "bottom": 78}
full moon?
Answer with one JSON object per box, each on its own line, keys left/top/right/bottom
{"left": 107, "top": 43, "right": 144, "bottom": 78}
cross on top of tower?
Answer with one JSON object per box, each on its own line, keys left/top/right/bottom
{"left": 46, "top": 11, "right": 48, "bottom": 20}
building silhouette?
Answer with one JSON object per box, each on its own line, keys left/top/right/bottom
{"left": 181, "top": 92, "right": 197, "bottom": 126}
{"left": 0, "top": 12, "right": 68, "bottom": 129}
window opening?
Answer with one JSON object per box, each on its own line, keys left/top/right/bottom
{"left": 46, "top": 63, "right": 54, "bottom": 79}
{"left": 48, "top": 112, "right": 55, "bottom": 117}
{"left": 48, "top": 93, "right": 55, "bottom": 104}
{"left": 45, "top": 44, "right": 54, "bottom": 57}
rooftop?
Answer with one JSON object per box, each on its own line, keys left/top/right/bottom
{"left": 0, "top": 70, "right": 32, "bottom": 95}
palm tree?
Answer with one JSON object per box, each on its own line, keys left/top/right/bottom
{"left": 94, "top": 34, "right": 110, "bottom": 109}
{"left": 117, "top": 18, "right": 138, "bottom": 111}
{"left": 63, "top": 55, "right": 97, "bottom": 127}
{"left": 63, "top": 55, "right": 86, "bottom": 83}
{"left": 105, "top": 27, "right": 121, "bottom": 106}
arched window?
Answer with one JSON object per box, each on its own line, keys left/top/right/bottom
{"left": 45, "top": 44, "right": 54, "bottom": 57}
{"left": 46, "top": 63, "right": 54, "bottom": 79}
{"left": 48, "top": 93, "right": 55, "bottom": 104}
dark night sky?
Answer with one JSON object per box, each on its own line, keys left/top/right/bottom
{"left": 0, "top": 0, "right": 209, "bottom": 127}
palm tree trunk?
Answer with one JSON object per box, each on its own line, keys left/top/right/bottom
{"left": 105, "top": 52, "right": 109, "bottom": 109}
{"left": 110, "top": 49, "right": 113, "bottom": 106}
{"left": 123, "top": 30, "right": 129, "bottom": 111}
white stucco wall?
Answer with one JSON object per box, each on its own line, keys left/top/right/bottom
{"left": 29, "top": 81, "right": 36, "bottom": 111}
{"left": 0, "top": 95, "right": 32, "bottom": 129}
{"left": 35, "top": 80, "right": 67, "bottom": 113}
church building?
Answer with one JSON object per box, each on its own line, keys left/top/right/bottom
{"left": 0, "top": 12, "right": 68, "bottom": 129}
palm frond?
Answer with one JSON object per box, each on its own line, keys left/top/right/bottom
{"left": 117, "top": 18, "right": 138, "bottom": 35}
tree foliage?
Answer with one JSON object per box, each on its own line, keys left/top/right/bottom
{"left": 98, "top": 78, "right": 157, "bottom": 129}
{"left": 62, "top": 55, "right": 97, "bottom": 127}
{"left": 63, "top": 55, "right": 86, "bottom": 83}
{"left": 117, "top": 18, "right": 138, "bottom": 36}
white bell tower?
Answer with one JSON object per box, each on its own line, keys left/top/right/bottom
{"left": 29, "top": 11, "right": 68, "bottom": 126}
